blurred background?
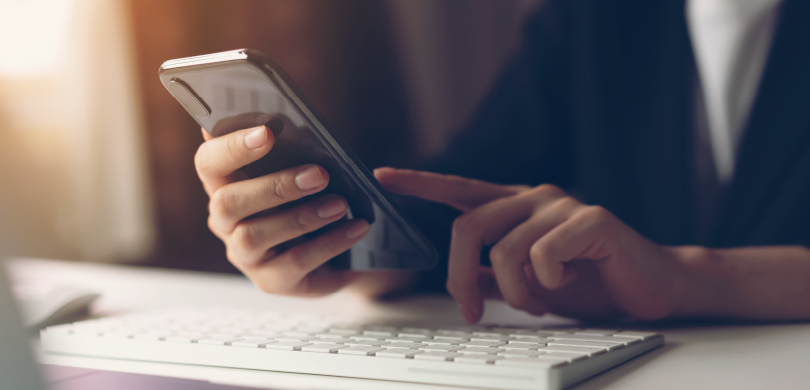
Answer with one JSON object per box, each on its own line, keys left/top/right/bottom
{"left": 0, "top": 0, "right": 540, "bottom": 273}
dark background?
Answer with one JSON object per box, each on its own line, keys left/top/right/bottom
{"left": 128, "top": 0, "right": 538, "bottom": 272}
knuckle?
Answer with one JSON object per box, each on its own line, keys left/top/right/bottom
{"left": 285, "top": 208, "right": 318, "bottom": 233}
{"left": 452, "top": 214, "right": 481, "bottom": 237}
{"left": 194, "top": 143, "right": 210, "bottom": 174}
{"left": 263, "top": 175, "right": 292, "bottom": 201}
{"left": 321, "top": 237, "right": 343, "bottom": 257}
{"left": 489, "top": 242, "right": 509, "bottom": 267}
{"left": 548, "top": 196, "right": 580, "bottom": 212}
{"left": 224, "top": 134, "right": 243, "bottom": 164}
{"left": 532, "top": 183, "right": 564, "bottom": 198}
{"left": 580, "top": 205, "right": 613, "bottom": 226}
{"left": 280, "top": 253, "right": 310, "bottom": 277}
{"left": 207, "top": 216, "right": 225, "bottom": 238}
{"left": 529, "top": 242, "right": 553, "bottom": 264}
{"left": 209, "top": 188, "right": 237, "bottom": 220}
{"left": 230, "top": 223, "right": 262, "bottom": 255}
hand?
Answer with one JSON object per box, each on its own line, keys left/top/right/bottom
{"left": 195, "top": 123, "right": 375, "bottom": 296}
{"left": 375, "top": 168, "right": 689, "bottom": 322}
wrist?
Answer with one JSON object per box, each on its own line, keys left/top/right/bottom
{"left": 669, "top": 245, "right": 726, "bottom": 318}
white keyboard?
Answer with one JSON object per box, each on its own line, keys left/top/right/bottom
{"left": 40, "top": 307, "right": 663, "bottom": 390}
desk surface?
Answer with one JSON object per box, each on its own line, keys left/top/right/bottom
{"left": 7, "top": 258, "right": 810, "bottom": 390}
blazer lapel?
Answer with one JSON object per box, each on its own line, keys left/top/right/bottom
{"left": 714, "top": 0, "right": 810, "bottom": 246}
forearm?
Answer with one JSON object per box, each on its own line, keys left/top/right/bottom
{"left": 676, "top": 245, "right": 810, "bottom": 319}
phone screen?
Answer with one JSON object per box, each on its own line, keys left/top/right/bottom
{"left": 160, "top": 55, "right": 437, "bottom": 270}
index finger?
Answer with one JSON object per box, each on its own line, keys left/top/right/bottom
{"left": 374, "top": 168, "right": 526, "bottom": 211}
{"left": 195, "top": 125, "right": 275, "bottom": 194}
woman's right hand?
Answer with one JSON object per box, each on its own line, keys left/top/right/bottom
{"left": 194, "top": 125, "right": 372, "bottom": 296}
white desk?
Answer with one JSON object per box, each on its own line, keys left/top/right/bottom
{"left": 8, "top": 258, "right": 810, "bottom": 390}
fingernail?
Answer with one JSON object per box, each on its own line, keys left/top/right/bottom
{"left": 295, "top": 166, "right": 324, "bottom": 190}
{"left": 255, "top": 113, "right": 284, "bottom": 137}
{"left": 345, "top": 220, "right": 369, "bottom": 239}
{"left": 244, "top": 126, "right": 267, "bottom": 149}
{"left": 317, "top": 196, "right": 346, "bottom": 219}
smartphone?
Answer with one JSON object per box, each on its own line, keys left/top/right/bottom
{"left": 158, "top": 49, "right": 437, "bottom": 271}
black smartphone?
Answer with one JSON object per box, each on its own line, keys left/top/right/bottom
{"left": 159, "top": 49, "right": 437, "bottom": 271}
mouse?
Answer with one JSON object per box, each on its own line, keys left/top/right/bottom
{"left": 11, "top": 279, "right": 100, "bottom": 329}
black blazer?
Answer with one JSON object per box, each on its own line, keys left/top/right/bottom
{"left": 407, "top": 0, "right": 810, "bottom": 289}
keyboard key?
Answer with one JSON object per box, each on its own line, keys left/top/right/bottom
{"left": 613, "top": 331, "right": 657, "bottom": 340}
{"left": 133, "top": 334, "right": 167, "bottom": 341}
{"left": 507, "top": 337, "right": 550, "bottom": 344}
{"left": 103, "top": 330, "right": 140, "bottom": 339}
{"left": 275, "top": 336, "right": 316, "bottom": 342}
{"left": 198, "top": 337, "right": 241, "bottom": 346}
{"left": 438, "top": 326, "right": 488, "bottom": 332}
{"left": 550, "top": 334, "right": 640, "bottom": 345}
{"left": 419, "top": 344, "right": 463, "bottom": 352}
{"left": 575, "top": 329, "right": 617, "bottom": 336}
{"left": 497, "top": 357, "right": 568, "bottom": 369}
{"left": 283, "top": 331, "right": 315, "bottom": 338}
{"left": 301, "top": 343, "right": 345, "bottom": 353}
{"left": 434, "top": 332, "right": 473, "bottom": 340}
{"left": 164, "top": 336, "right": 198, "bottom": 343}
{"left": 542, "top": 352, "right": 588, "bottom": 362}
{"left": 263, "top": 341, "right": 311, "bottom": 351}
{"left": 315, "top": 333, "right": 349, "bottom": 340}
{"left": 314, "top": 337, "right": 348, "bottom": 343}
{"left": 459, "top": 347, "right": 504, "bottom": 355}
{"left": 385, "top": 336, "right": 428, "bottom": 343}
{"left": 245, "top": 330, "right": 279, "bottom": 337}
{"left": 351, "top": 335, "right": 388, "bottom": 342}
{"left": 504, "top": 329, "right": 541, "bottom": 335}
{"left": 176, "top": 331, "right": 207, "bottom": 338}
{"left": 497, "top": 350, "right": 542, "bottom": 358}
{"left": 208, "top": 333, "right": 241, "bottom": 338}
{"left": 501, "top": 343, "right": 545, "bottom": 350}
{"left": 327, "top": 327, "right": 362, "bottom": 335}
{"left": 539, "top": 345, "right": 606, "bottom": 356}
{"left": 469, "top": 336, "right": 514, "bottom": 344}
{"left": 398, "top": 329, "right": 435, "bottom": 338}
{"left": 385, "top": 342, "right": 424, "bottom": 349}
{"left": 362, "top": 330, "right": 397, "bottom": 337}
{"left": 73, "top": 329, "right": 104, "bottom": 337}
{"left": 414, "top": 352, "right": 462, "bottom": 362}
{"left": 455, "top": 354, "right": 502, "bottom": 364}
{"left": 376, "top": 348, "right": 423, "bottom": 358}
{"left": 548, "top": 340, "right": 625, "bottom": 351}
{"left": 363, "top": 330, "right": 396, "bottom": 337}
{"left": 422, "top": 339, "right": 462, "bottom": 346}
{"left": 338, "top": 346, "right": 386, "bottom": 356}
{"left": 232, "top": 339, "right": 273, "bottom": 348}
{"left": 489, "top": 327, "right": 525, "bottom": 334}
{"left": 543, "top": 329, "right": 578, "bottom": 335}
{"left": 473, "top": 331, "right": 508, "bottom": 337}
{"left": 344, "top": 340, "right": 389, "bottom": 347}
{"left": 400, "top": 327, "right": 433, "bottom": 334}
{"left": 460, "top": 340, "right": 506, "bottom": 348}
{"left": 515, "top": 332, "right": 555, "bottom": 338}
